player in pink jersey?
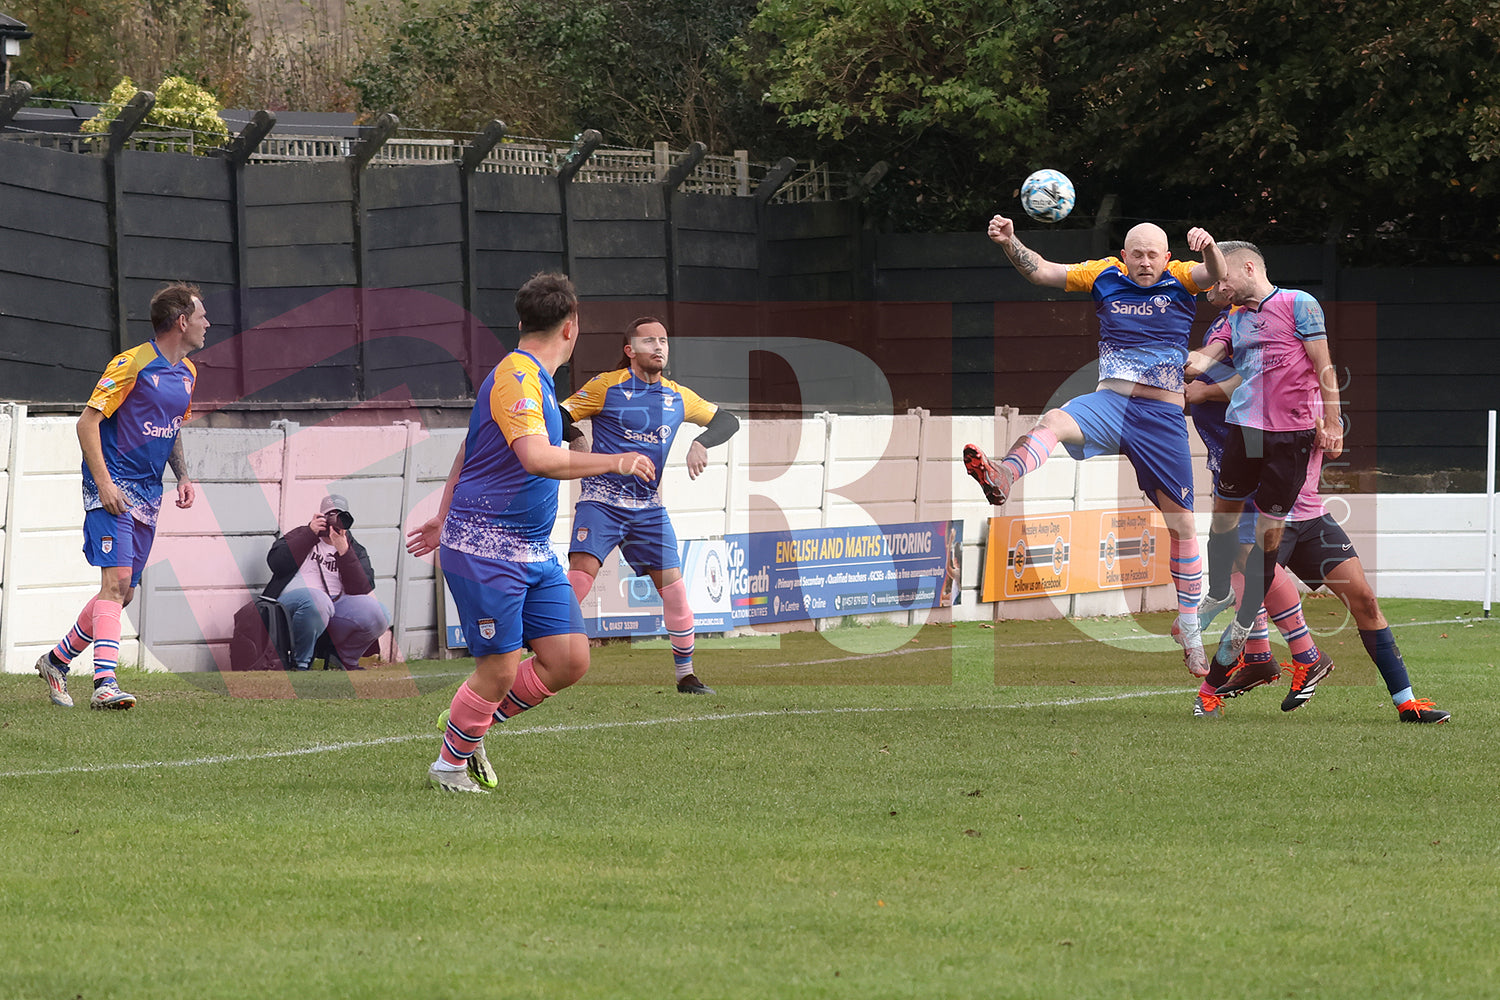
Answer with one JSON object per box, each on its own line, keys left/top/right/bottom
{"left": 36, "top": 283, "right": 203, "bottom": 710}
{"left": 1182, "top": 285, "right": 1335, "bottom": 718}
{"left": 1187, "top": 241, "right": 1342, "bottom": 678}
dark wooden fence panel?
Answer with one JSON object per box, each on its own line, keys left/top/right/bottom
{"left": 469, "top": 172, "right": 566, "bottom": 380}
{"left": 2, "top": 138, "right": 1496, "bottom": 474}
{"left": 239, "top": 161, "right": 358, "bottom": 401}
{"left": 0, "top": 141, "right": 114, "bottom": 400}
{"left": 1345, "top": 269, "right": 1499, "bottom": 473}
{"left": 362, "top": 165, "right": 469, "bottom": 399}
{"left": 116, "top": 150, "right": 239, "bottom": 408}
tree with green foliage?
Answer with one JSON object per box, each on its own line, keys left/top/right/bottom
{"left": 350, "top": 0, "right": 773, "bottom": 150}
{"left": 82, "top": 75, "right": 230, "bottom": 153}
{"left": 1048, "top": 0, "right": 1500, "bottom": 261}
{"left": 738, "top": 0, "right": 1499, "bottom": 256}
{"left": 735, "top": 0, "right": 1057, "bottom": 231}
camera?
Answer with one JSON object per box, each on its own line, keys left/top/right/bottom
{"left": 327, "top": 509, "right": 353, "bottom": 531}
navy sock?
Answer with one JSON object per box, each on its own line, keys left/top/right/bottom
{"left": 1235, "top": 544, "right": 1275, "bottom": 629}
{"left": 1360, "top": 627, "right": 1411, "bottom": 698}
{"left": 1206, "top": 528, "right": 1238, "bottom": 602}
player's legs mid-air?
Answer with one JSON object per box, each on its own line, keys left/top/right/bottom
{"left": 967, "top": 392, "right": 1208, "bottom": 677}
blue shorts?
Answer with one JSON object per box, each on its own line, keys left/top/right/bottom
{"left": 1060, "top": 391, "right": 1195, "bottom": 509}
{"left": 569, "top": 501, "right": 681, "bottom": 577}
{"left": 440, "top": 545, "right": 583, "bottom": 657}
{"left": 82, "top": 508, "right": 156, "bottom": 589}
{"left": 1238, "top": 508, "right": 1258, "bottom": 545}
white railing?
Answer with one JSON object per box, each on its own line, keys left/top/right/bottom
{"left": 2, "top": 127, "right": 838, "bottom": 199}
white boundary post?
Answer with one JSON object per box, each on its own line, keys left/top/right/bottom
{"left": 0, "top": 404, "right": 25, "bottom": 671}
{"left": 391, "top": 419, "right": 421, "bottom": 657}
{"left": 1485, "top": 409, "right": 1496, "bottom": 618}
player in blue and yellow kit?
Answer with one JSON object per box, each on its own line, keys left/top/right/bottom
{"left": 405, "top": 273, "right": 655, "bottom": 793}
{"left": 561, "top": 317, "right": 740, "bottom": 694}
{"left": 966, "top": 218, "right": 1224, "bottom": 676}
{"left": 35, "top": 283, "right": 204, "bottom": 710}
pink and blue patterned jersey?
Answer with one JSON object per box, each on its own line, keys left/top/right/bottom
{"left": 1290, "top": 448, "right": 1327, "bottom": 522}
{"left": 82, "top": 341, "right": 196, "bottom": 526}
{"left": 441, "top": 350, "right": 563, "bottom": 562}
{"left": 561, "top": 369, "right": 717, "bottom": 509}
{"left": 1206, "top": 287, "right": 1326, "bottom": 432}
{"left": 1066, "top": 258, "right": 1208, "bottom": 393}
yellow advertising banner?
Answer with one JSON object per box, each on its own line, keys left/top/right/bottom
{"left": 982, "top": 507, "right": 1169, "bottom": 601}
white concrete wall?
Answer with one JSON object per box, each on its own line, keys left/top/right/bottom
{"left": 1, "top": 406, "right": 1495, "bottom": 673}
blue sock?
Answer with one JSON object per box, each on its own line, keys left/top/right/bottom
{"left": 1360, "top": 627, "right": 1412, "bottom": 703}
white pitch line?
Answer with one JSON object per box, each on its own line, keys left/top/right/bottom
{"left": 0, "top": 688, "right": 1188, "bottom": 780}
{"left": 150, "top": 613, "right": 1494, "bottom": 686}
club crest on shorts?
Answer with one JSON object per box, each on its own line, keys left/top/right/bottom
{"left": 101, "top": 535, "right": 113, "bottom": 554}
{"left": 477, "top": 618, "right": 497, "bottom": 640}
{"left": 576, "top": 527, "right": 589, "bottom": 541}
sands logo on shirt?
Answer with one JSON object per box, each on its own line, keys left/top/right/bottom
{"left": 477, "top": 618, "right": 497, "bottom": 640}
{"left": 509, "top": 398, "right": 540, "bottom": 414}
{"left": 141, "top": 415, "right": 184, "bottom": 438}
{"left": 96, "top": 377, "right": 117, "bottom": 392}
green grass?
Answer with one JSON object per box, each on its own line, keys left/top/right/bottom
{"left": 2, "top": 596, "right": 1496, "bottom": 999}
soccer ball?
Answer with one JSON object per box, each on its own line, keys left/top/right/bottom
{"left": 1019, "top": 169, "right": 1076, "bottom": 224}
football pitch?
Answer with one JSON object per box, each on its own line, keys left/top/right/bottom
{"left": 2, "top": 596, "right": 1496, "bottom": 1000}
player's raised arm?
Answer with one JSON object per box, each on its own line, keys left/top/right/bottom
{"left": 987, "top": 214, "right": 1068, "bottom": 288}
{"left": 1186, "top": 227, "right": 1224, "bottom": 288}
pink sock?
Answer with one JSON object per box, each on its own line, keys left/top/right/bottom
{"left": 1169, "top": 536, "right": 1202, "bottom": 617}
{"left": 91, "top": 599, "right": 123, "bottom": 686}
{"left": 998, "top": 425, "right": 1059, "bottom": 485}
{"left": 660, "top": 578, "right": 696, "bottom": 681}
{"left": 439, "top": 682, "right": 501, "bottom": 768}
{"left": 1263, "top": 564, "right": 1320, "bottom": 664}
{"left": 1244, "top": 608, "right": 1274, "bottom": 661}
{"left": 53, "top": 595, "right": 100, "bottom": 668}
{"left": 567, "top": 570, "right": 594, "bottom": 603}
{"left": 492, "top": 656, "right": 556, "bottom": 723}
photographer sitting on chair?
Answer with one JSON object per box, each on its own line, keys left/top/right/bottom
{"left": 264, "top": 493, "right": 388, "bottom": 670}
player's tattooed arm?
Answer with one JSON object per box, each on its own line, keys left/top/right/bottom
{"left": 988, "top": 215, "right": 1068, "bottom": 287}
{"left": 1004, "top": 236, "right": 1042, "bottom": 278}
{"left": 169, "top": 435, "right": 196, "bottom": 508}
{"left": 168, "top": 436, "right": 190, "bottom": 481}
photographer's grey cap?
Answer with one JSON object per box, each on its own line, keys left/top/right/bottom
{"left": 318, "top": 493, "right": 353, "bottom": 526}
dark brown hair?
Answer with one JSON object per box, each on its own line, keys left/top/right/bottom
{"left": 149, "top": 282, "right": 202, "bottom": 335}
{"left": 515, "top": 272, "right": 579, "bottom": 335}
{"left": 616, "top": 315, "right": 666, "bottom": 370}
